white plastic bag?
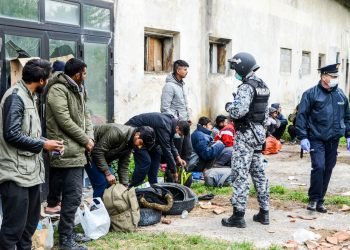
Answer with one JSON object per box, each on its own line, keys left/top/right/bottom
{"left": 32, "top": 217, "right": 54, "bottom": 250}
{"left": 293, "top": 228, "right": 321, "bottom": 244}
{"left": 42, "top": 217, "right": 54, "bottom": 249}
{"left": 78, "top": 198, "right": 110, "bottom": 240}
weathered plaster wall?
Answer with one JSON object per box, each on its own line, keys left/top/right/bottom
{"left": 114, "top": 0, "right": 350, "bottom": 123}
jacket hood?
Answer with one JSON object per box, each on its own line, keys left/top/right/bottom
{"left": 196, "top": 124, "right": 212, "bottom": 135}
{"left": 166, "top": 73, "right": 185, "bottom": 87}
{"left": 46, "top": 72, "right": 82, "bottom": 94}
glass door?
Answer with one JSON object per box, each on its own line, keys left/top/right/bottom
{"left": 83, "top": 37, "right": 112, "bottom": 124}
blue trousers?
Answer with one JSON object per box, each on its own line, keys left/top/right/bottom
{"left": 131, "top": 147, "right": 161, "bottom": 187}
{"left": 84, "top": 161, "right": 113, "bottom": 198}
{"left": 309, "top": 139, "right": 339, "bottom": 202}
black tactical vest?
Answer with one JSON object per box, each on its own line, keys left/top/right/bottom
{"left": 236, "top": 77, "right": 270, "bottom": 126}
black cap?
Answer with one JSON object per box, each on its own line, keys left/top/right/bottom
{"left": 138, "top": 126, "right": 156, "bottom": 150}
{"left": 318, "top": 63, "right": 340, "bottom": 77}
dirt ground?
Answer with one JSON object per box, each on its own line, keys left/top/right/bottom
{"left": 143, "top": 144, "right": 350, "bottom": 248}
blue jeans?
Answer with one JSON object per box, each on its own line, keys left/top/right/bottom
{"left": 131, "top": 147, "right": 161, "bottom": 187}
{"left": 84, "top": 161, "right": 113, "bottom": 198}
{"left": 309, "top": 139, "right": 339, "bottom": 202}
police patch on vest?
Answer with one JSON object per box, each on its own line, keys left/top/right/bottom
{"left": 256, "top": 87, "right": 270, "bottom": 96}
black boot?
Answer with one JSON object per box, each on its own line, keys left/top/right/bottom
{"left": 59, "top": 235, "right": 88, "bottom": 250}
{"left": 307, "top": 200, "right": 317, "bottom": 211}
{"left": 253, "top": 208, "right": 269, "bottom": 225}
{"left": 316, "top": 202, "right": 327, "bottom": 213}
{"left": 221, "top": 208, "right": 246, "bottom": 228}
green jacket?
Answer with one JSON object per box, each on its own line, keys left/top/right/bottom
{"left": 0, "top": 80, "right": 45, "bottom": 187}
{"left": 46, "top": 72, "right": 94, "bottom": 168}
{"left": 92, "top": 124, "right": 135, "bottom": 185}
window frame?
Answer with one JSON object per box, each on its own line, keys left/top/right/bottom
{"left": 280, "top": 47, "right": 292, "bottom": 74}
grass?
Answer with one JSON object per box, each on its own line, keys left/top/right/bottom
{"left": 74, "top": 231, "right": 257, "bottom": 250}
{"left": 192, "top": 182, "right": 350, "bottom": 206}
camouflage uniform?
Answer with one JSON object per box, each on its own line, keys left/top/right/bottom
{"left": 227, "top": 74, "right": 270, "bottom": 212}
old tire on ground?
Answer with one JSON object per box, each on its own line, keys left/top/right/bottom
{"left": 155, "top": 183, "right": 196, "bottom": 215}
{"left": 138, "top": 208, "right": 162, "bottom": 227}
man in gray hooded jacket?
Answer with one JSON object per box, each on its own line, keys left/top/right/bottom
{"left": 161, "top": 60, "right": 192, "bottom": 165}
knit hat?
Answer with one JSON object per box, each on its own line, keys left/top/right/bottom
{"left": 271, "top": 103, "right": 280, "bottom": 110}
{"left": 269, "top": 107, "right": 277, "bottom": 114}
{"left": 52, "top": 60, "right": 65, "bottom": 73}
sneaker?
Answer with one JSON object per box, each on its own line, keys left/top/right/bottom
{"left": 290, "top": 139, "right": 297, "bottom": 145}
{"left": 72, "top": 232, "right": 91, "bottom": 243}
{"left": 59, "top": 236, "right": 87, "bottom": 250}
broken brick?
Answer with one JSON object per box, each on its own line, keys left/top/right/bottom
{"left": 213, "top": 207, "right": 225, "bottom": 215}
{"left": 161, "top": 218, "right": 171, "bottom": 225}
{"left": 305, "top": 240, "right": 319, "bottom": 249}
{"left": 333, "top": 231, "right": 350, "bottom": 242}
{"left": 326, "top": 236, "right": 338, "bottom": 245}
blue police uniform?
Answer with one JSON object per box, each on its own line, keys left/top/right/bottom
{"left": 296, "top": 63, "right": 350, "bottom": 212}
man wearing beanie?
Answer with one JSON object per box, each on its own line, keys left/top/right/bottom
{"left": 270, "top": 103, "right": 287, "bottom": 141}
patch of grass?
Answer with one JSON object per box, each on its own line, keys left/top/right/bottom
{"left": 269, "top": 185, "right": 286, "bottom": 195}
{"left": 85, "top": 231, "right": 254, "bottom": 250}
{"left": 191, "top": 182, "right": 232, "bottom": 195}
{"left": 325, "top": 195, "right": 350, "bottom": 206}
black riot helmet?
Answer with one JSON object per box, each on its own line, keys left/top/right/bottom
{"left": 228, "top": 52, "right": 260, "bottom": 78}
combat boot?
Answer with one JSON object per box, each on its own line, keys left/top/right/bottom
{"left": 221, "top": 208, "right": 246, "bottom": 228}
{"left": 59, "top": 235, "right": 87, "bottom": 250}
{"left": 253, "top": 208, "right": 269, "bottom": 225}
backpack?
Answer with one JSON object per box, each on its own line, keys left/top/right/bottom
{"left": 103, "top": 184, "right": 140, "bottom": 232}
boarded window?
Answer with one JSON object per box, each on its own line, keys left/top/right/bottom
{"left": 209, "top": 43, "right": 226, "bottom": 74}
{"left": 144, "top": 35, "right": 173, "bottom": 72}
{"left": 301, "top": 51, "right": 311, "bottom": 76}
{"left": 318, "top": 53, "right": 325, "bottom": 68}
{"left": 280, "top": 48, "right": 292, "bottom": 73}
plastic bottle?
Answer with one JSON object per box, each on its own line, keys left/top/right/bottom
{"left": 180, "top": 210, "right": 188, "bottom": 219}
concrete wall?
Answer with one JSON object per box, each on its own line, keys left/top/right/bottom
{"left": 114, "top": 0, "right": 350, "bottom": 123}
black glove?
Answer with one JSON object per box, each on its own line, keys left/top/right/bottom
{"left": 225, "top": 102, "right": 232, "bottom": 112}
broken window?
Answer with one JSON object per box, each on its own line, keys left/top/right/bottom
{"left": 318, "top": 53, "right": 325, "bottom": 68}
{"left": 209, "top": 43, "right": 227, "bottom": 74}
{"left": 301, "top": 51, "right": 311, "bottom": 76}
{"left": 144, "top": 35, "right": 173, "bottom": 72}
{"left": 280, "top": 48, "right": 292, "bottom": 73}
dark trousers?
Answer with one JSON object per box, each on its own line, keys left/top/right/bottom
{"left": 0, "top": 182, "right": 40, "bottom": 250}
{"left": 287, "top": 125, "right": 297, "bottom": 140}
{"left": 54, "top": 168, "right": 83, "bottom": 237}
{"left": 131, "top": 147, "right": 161, "bottom": 187}
{"left": 173, "top": 133, "right": 193, "bottom": 162}
{"left": 272, "top": 123, "right": 287, "bottom": 140}
{"left": 85, "top": 161, "right": 113, "bottom": 198}
{"left": 309, "top": 139, "right": 339, "bottom": 202}
{"left": 47, "top": 167, "right": 63, "bottom": 207}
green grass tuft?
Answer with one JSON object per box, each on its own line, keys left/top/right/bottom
{"left": 191, "top": 182, "right": 232, "bottom": 195}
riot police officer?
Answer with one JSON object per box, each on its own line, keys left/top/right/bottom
{"left": 222, "top": 52, "right": 270, "bottom": 228}
{"left": 296, "top": 63, "right": 350, "bottom": 213}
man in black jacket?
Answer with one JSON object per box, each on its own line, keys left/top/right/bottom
{"left": 125, "top": 112, "right": 189, "bottom": 186}
{"left": 296, "top": 63, "right": 350, "bottom": 213}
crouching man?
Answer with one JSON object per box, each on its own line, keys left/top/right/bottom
{"left": 0, "top": 59, "right": 64, "bottom": 250}
{"left": 86, "top": 124, "right": 156, "bottom": 198}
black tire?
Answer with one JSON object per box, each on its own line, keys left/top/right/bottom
{"left": 138, "top": 208, "right": 162, "bottom": 227}
{"left": 166, "top": 197, "right": 196, "bottom": 215}
{"left": 155, "top": 183, "right": 197, "bottom": 215}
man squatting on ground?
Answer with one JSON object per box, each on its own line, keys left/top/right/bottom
{"left": 222, "top": 52, "right": 270, "bottom": 228}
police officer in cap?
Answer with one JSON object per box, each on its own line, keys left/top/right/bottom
{"left": 296, "top": 63, "right": 350, "bottom": 213}
{"left": 222, "top": 52, "right": 270, "bottom": 228}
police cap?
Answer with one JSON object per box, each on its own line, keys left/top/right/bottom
{"left": 318, "top": 63, "right": 340, "bottom": 77}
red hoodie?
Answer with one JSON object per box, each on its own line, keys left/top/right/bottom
{"left": 214, "top": 123, "right": 235, "bottom": 147}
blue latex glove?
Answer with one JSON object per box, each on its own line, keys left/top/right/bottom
{"left": 347, "top": 138, "right": 350, "bottom": 151}
{"left": 300, "top": 138, "right": 310, "bottom": 152}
